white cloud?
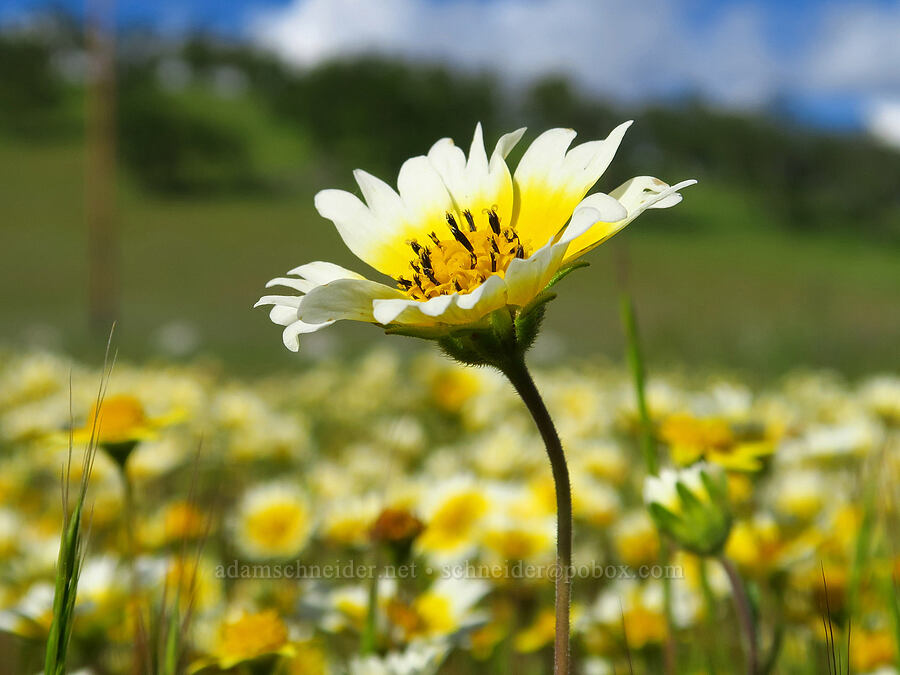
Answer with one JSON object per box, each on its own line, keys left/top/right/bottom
{"left": 867, "top": 99, "right": 900, "bottom": 149}
{"left": 803, "top": 3, "right": 900, "bottom": 94}
{"left": 249, "top": 0, "right": 777, "bottom": 107}
{"left": 249, "top": 0, "right": 900, "bottom": 112}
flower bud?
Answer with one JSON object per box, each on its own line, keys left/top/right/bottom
{"left": 643, "top": 462, "right": 732, "bottom": 556}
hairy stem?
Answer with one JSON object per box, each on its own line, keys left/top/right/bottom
{"left": 502, "top": 358, "right": 572, "bottom": 675}
{"left": 721, "top": 556, "right": 758, "bottom": 675}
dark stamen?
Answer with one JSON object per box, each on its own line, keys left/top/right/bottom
{"left": 422, "top": 265, "right": 439, "bottom": 285}
{"left": 516, "top": 244, "right": 525, "bottom": 259}
{"left": 408, "top": 239, "right": 423, "bottom": 255}
{"left": 453, "top": 279, "right": 463, "bottom": 292}
{"left": 490, "top": 249, "right": 497, "bottom": 272}
{"left": 490, "top": 238, "right": 500, "bottom": 253}
{"left": 488, "top": 210, "right": 501, "bottom": 235}
{"left": 463, "top": 209, "right": 477, "bottom": 232}
{"left": 420, "top": 248, "right": 433, "bottom": 270}
{"left": 397, "top": 277, "right": 412, "bottom": 289}
{"left": 447, "top": 213, "right": 475, "bottom": 253}
{"left": 428, "top": 232, "right": 442, "bottom": 247}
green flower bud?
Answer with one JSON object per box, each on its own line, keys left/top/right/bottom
{"left": 644, "top": 462, "right": 732, "bottom": 556}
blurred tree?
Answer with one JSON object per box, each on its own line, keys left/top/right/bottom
{"left": 0, "top": 36, "right": 65, "bottom": 137}
{"left": 117, "top": 81, "right": 258, "bottom": 194}
{"left": 260, "top": 57, "right": 502, "bottom": 178}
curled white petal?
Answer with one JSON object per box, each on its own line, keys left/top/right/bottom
{"left": 282, "top": 319, "right": 335, "bottom": 352}
{"left": 298, "top": 279, "right": 407, "bottom": 324}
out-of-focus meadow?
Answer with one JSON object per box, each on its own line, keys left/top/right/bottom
{"left": 1, "top": 5, "right": 900, "bottom": 675}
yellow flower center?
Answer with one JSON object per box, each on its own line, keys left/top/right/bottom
{"left": 419, "top": 491, "right": 488, "bottom": 552}
{"left": 219, "top": 610, "right": 288, "bottom": 663}
{"left": 163, "top": 501, "right": 207, "bottom": 541}
{"left": 245, "top": 502, "right": 310, "bottom": 554}
{"left": 396, "top": 209, "right": 530, "bottom": 300}
{"left": 87, "top": 395, "right": 146, "bottom": 443}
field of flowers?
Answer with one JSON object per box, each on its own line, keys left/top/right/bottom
{"left": 1, "top": 347, "right": 897, "bottom": 674}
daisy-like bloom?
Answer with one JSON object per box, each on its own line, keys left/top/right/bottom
{"left": 659, "top": 413, "right": 774, "bottom": 472}
{"left": 256, "top": 122, "right": 693, "bottom": 351}
{"left": 232, "top": 483, "right": 314, "bottom": 560}
{"left": 388, "top": 578, "right": 490, "bottom": 643}
{"left": 190, "top": 608, "right": 296, "bottom": 672}
{"left": 69, "top": 394, "right": 183, "bottom": 469}
{"left": 415, "top": 476, "right": 491, "bottom": 561}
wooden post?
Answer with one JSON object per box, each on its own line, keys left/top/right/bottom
{"left": 86, "top": 0, "right": 118, "bottom": 335}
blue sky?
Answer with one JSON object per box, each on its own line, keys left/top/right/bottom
{"left": 4, "top": 0, "right": 900, "bottom": 142}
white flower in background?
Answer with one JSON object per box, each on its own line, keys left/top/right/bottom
{"left": 302, "top": 579, "right": 398, "bottom": 633}
{"left": 859, "top": 375, "right": 900, "bottom": 422}
{"left": 257, "top": 122, "right": 694, "bottom": 350}
{"left": 349, "top": 641, "right": 448, "bottom": 675}
{"left": 777, "top": 419, "right": 882, "bottom": 465}
{"left": 406, "top": 577, "right": 490, "bottom": 640}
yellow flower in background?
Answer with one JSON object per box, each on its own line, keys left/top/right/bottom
{"left": 481, "top": 514, "right": 555, "bottom": 563}
{"left": 191, "top": 609, "right": 296, "bottom": 672}
{"left": 286, "top": 640, "right": 331, "bottom": 675}
{"left": 515, "top": 607, "right": 557, "bottom": 653}
{"left": 850, "top": 627, "right": 896, "bottom": 672}
{"left": 140, "top": 500, "right": 209, "bottom": 549}
{"left": 660, "top": 413, "right": 774, "bottom": 471}
{"left": 613, "top": 511, "right": 660, "bottom": 568}
{"left": 321, "top": 494, "right": 381, "bottom": 549}
{"left": 402, "top": 578, "right": 489, "bottom": 641}
{"left": 417, "top": 478, "right": 490, "bottom": 559}
{"left": 426, "top": 363, "right": 483, "bottom": 413}
{"left": 592, "top": 581, "right": 668, "bottom": 651}
{"left": 233, "top": 483, "right": 313, "bottom": 560}
{"left": 72, "top": 394, "right": 180, "bottom": 447}
{"left": 257, "top": 122, "right": 693, "bottom": 351}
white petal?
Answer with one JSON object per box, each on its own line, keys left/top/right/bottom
{"left": 556, "top": 193, "right": 628, "bottom": 245}
{"left": 457, "top": 273, "right": 506, "bottom": 311}
{"left": 419, "top": 294, "right": 455, "bottom": 317}
{"left": 282, "top": 319, "right": 334, "bottom": 352}
{"left": 493, "top": 127, "right": 526, "bottom": 159}
{"left": 563, "top": 177, "right": 697, "bottom": 261}
{"left": 286, "top": 261, "right": 366, "bottom": 284}
{"left": 372, "top": 274, "right": 507, "bottom": 327}
{"left": 427, "top": 137, "right": 467, "bottom": 200}
{"left": 466, "top": 122, "right": 489, "bottom": 175}
{"left": 314, "top": 189, "right": 407, "bottom": 277}
{"left": 611, "top": 177, "right": 697, "bottom": 211}
{"left": 557, "top": 120, "right": 633, "bottom": 195}
{"left": 514, "top": 128, "right": 578, "bottom": 186}
{"left": 512, "top": 122, "right": 633, "bottom": 247}
{"left": 353, "top": 169, "right": 406, "bottom": 226}
{"left": 372, "top": 298, "right": 417, "bottom": 325}
{"left": 265, "top": 277, "right": 315, "bottom": 293}
{"left": 503, "top": 241, "right": 567, "bottom": 307}
{"left": 254, "top": 295, "right": 302, "bottom": 309}
{"left": 397, "top": 155, "right": 457, "bottom": 227}
{"left": 269, "top": 305, "right": 299, "bottom": 326}
{"left": 298, "top": 279, "right": 407, "bottom": 324}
